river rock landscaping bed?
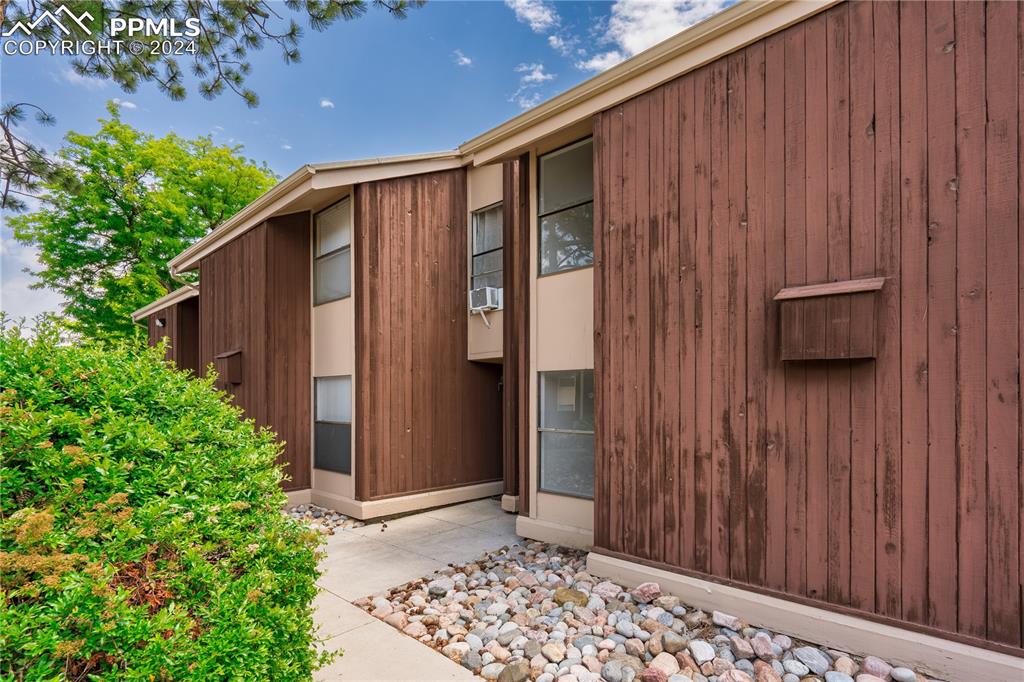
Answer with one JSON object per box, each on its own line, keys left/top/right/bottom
{"left": 284, "top": 503, "right": 364, "bottom": 534}
{"left": 355, "top": 541, "right": 943, "bottom": 682}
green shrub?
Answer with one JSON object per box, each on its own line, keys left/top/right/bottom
{"left": 0, "top": 321, "right": 323, "bottom": 680}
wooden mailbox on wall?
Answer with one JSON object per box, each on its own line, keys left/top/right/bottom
{"left": 774, "top": 277, "right": 885, "bottom": 361}
{"left": 214, "top": 349, "right": 242, "bottom": 386}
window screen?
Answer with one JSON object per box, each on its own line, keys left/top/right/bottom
{"left": 538, "top": 139, "right": 594, "bottom": 275}
{"left": 314, "top": 198, "right": 351, "bottom": 305}
{"left": 472, "top": 203, "right": 503, "bottom": 292}
{"left": 538, "top": 369, "right": 595, "bottom": 498}
{"left": 314, "top": 376, "right": 352, "bottom": 474}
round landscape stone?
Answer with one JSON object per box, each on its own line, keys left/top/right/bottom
{"left": 356, "top": 540, "right": 947, "bottom": 682}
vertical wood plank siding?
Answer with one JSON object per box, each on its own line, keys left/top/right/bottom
{"left": 354, "top": 169, "right": 503, "bottom": 501}
{"left": 146, "top": 296, "right": 199, "bottom": 374}
{"left": 503, "top": 155, "right": 531, "bottom": 510}
{"left": 199, "top": 212, "right": 312, "bottom": 491}
{"left": 592, "top": 0, "right": 1022, "bottom": 650}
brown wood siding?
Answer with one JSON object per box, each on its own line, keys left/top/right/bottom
{"left": 266, "top": 213, "right": 313, "bottom": 490}
{"left": 592, "top": 0, "right": 1022, "bottom": 650}
{"left": 199, "top": 213, "right": 312, "bottom": 491}
{"left": 146, "top": 296, "right": 199, "bottom": 373}
{"left": 503, "top": 154, "right": 531, "bottom": 511}
{"left": 354, "top": 169, "right": 502, "bottom": 501}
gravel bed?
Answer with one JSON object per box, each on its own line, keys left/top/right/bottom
{"left": 284, "top": 503, "right": 364, "bottom": 535}
{"left": 354, "top": 541, "right": 943, "bottom": 682}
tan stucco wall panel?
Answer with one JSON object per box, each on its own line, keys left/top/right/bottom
{"left": 469, "top": 310, "right": 503, "bottom": 361}
{"left": 468, "top": 163, "right": 503, "bottom": 211}
{"left": 313, "top": 297, "right": 355, "bottom": 377}
{"left": 536, "top": 267, "right": 594, "bottom": 371}
{"left": 517, "top": 515, "right": 593, "bottom": 550}
{"left": 536, "top": 492, "right": 593, "bottom": 531}
{"left": 313, "top": 468, "right": 354, "bottom": 500}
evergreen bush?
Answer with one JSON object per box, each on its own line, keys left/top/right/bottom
{"left": 0, "top": 321, "right": 322, "bottom": 680}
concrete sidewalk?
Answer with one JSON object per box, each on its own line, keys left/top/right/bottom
{"left": 313, "top": 498, "right": 522, "bottom": 681}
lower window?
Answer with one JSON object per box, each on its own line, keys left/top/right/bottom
{"left": 314, "top": 376, "right": 352, "bottom": 474}
{"left": 538, "top": 369, "right": 595, "bottom": 498}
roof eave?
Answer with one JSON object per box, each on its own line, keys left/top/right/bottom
{"left": 167, "top": 150, "right": 464, "bottom": 275}
{"left": 459, "top": 0, "right": 835, "bottom": 164}
{"left": 168, "top": 165, "right": 315, "bottom": 275}
{"left": 130, "top": 285, "right": 200, "bottom": 322}
{"left": 307, "top": 150, "right": 463, "bottom": 172}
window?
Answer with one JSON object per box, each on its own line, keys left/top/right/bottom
{"left": 314, "top": 197, "right": 351, "bottom": 305}
{"left": 538, "top": 138, "right": 594, "bottom": 275}
{"left": 471, "top": 203, "right": 503, "bottom": 291}
{"left": 314, "top": 376, "right": 352, "bottom": 474}
{"left": 538, "top": 369, "right": 595, "bottom": 498}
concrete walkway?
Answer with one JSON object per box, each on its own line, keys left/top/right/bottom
{"left": 313, "top": 498, "right": 522, "bottom": 681}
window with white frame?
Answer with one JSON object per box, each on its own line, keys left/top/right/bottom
{"left": 538, "top": 138, "right": 594, "bottom": 276}
{"left": 314, "top": 197, "right": 351, "bottom": 305}
{"left": 538, "top": 369, "right": 595, "bottom": 498}
{"left": 314, "top": 375, "right": 352, "bottom": 474}
{"left": 471, "top": 203, "right": 503, "bottom": 292}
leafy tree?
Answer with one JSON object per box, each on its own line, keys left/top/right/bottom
{"left": 10, "top": 103, "right": 276, "bottom": 340}
{"left": 0, "top": 0, "right": 424, "bottom": 208}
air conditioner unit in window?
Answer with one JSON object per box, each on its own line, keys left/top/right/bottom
{"left": 470, "top": 286, "right": 502, "bottom": 312}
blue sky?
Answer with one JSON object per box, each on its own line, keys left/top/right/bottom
{"left": 1, "top": 0, "right": 731, "bottom": 320}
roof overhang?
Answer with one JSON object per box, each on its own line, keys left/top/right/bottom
{"left": 163, "top": 0, "right": 836, "bottom": 278}
{"left": 459, "top": 0, "right": 836, "bottom": 165}
{"left": 168, "top": 151, "right": 464, "bottom": 274}
{"left": 131, "top": 285, "right": 199, "bottom": 322}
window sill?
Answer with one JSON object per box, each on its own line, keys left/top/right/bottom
{"left": 537, "top": 487, "right": 595, "bottom": 501}
{"left": 314, "top": 293, "right": 352, "bottom": 307}
{"left": 537, "top": 264, "right": 594, "bottom": 279}
{"left": 313, "top": 466, "right": 352, "bottom": 475}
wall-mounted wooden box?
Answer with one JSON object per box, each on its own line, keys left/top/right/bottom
{"left": 774, "top": 277, "right": 885, "bottom": 361}
{"left": 214, "top": 349, "right": 243, "bottom": 385}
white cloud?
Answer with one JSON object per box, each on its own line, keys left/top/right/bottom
{"left": 0, "top": 233, "right": 65, "bottom": 321}
{"left": 578, "top": 0, "right": 733, "bottom": 72}
{"left": 514, "top": 92, "right": 543, "bottom": 109}
{"left": 281, "top": 144, "right": 293, "bottom": 151}
{"left": 576, "top": 50, "right": 626, "bottom": 71}
{"left": 548, "top": 34, "right": 581, "bottom": 57}
{"left": 319, "top": 98, "right": 335, "bottom": 109}
{"left": 453, "top": 49, "right": 472, "bottom": 67}
{"left": 515, "top": 62, "right": 555, "bottom": 85}
{"left": 547, "top": 34, "right": 577, "bottom": 57}
{"left": 60, "top": 68, "right": 106, "bottom": 90}
{"left": 112, "top": 98, "right": 137, "bottom": 109}
{"left": 505, "top": 0, "right": 559, "bottom": 33}
{"left": 509, "top": 62, "right": 555, "bottom": 110}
